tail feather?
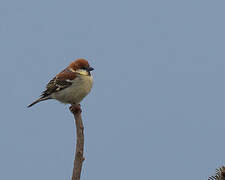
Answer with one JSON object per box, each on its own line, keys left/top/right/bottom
{"left": 27, "top": 96, "right": 51, "bottom": 108}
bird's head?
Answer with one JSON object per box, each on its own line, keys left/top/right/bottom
{"left": 69, "top": 58, "right": 94, "bottom": 76}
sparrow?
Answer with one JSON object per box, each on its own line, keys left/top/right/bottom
{"left": 28, "top": 58, "right": 94, "bottom": 108}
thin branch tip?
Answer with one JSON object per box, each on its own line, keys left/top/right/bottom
{"left": 70, "top": 104, "right": 85, "bottom": 180}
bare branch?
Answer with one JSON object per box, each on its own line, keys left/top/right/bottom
{"left": 70, "top": 104, "right": 85, "bottom": 180}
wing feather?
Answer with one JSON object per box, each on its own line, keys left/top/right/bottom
{"left": 41, "top": 69, "right": 77, "bottom": 98}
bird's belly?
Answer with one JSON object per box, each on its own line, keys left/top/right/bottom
{"left": 52, "top": 75, "right": 93, "bottom": 104}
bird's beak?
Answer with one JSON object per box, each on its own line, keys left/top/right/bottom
{"left": 88, "top": 67, "right": 94, "bottom": 72}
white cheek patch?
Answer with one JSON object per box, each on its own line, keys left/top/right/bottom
{"left": 75, "top": 69, "right": 89, "bottom": 76}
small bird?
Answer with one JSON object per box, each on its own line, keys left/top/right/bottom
{"left": 28, "top": 58, "right": 94, "bottom": 108}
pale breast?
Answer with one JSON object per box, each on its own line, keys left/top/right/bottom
{"left": 52, "top": 74, "right": 93, "bottom": 104}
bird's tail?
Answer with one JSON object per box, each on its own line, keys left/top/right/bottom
{"left": 27, "top": 96, "right": 51, "bottom": 108}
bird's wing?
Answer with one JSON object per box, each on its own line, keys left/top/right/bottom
{"left": 41, "top": 69, "right": 77, "bottom": 97}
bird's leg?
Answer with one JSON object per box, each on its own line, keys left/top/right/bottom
{"left": 69, "top": 104, "right": 82, "bottom": 115}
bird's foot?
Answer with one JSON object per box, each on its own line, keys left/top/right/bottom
{"left": 69, "top": 104, "right": 82, "bottom": 115}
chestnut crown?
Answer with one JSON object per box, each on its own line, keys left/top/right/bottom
{"left": 69, "top": 58, "right": 94, "bottom": 72}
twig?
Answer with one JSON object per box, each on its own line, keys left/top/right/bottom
{"left": 69, "top": 104, "right": 85, "bottom": 180}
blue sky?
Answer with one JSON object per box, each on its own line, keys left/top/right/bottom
{"left": 0, "top": 0, "right": 225, "bottom": 179}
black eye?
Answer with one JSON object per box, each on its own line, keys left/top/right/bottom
{"left": 82, "top": 67, "right": 86, "bottom": 70}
